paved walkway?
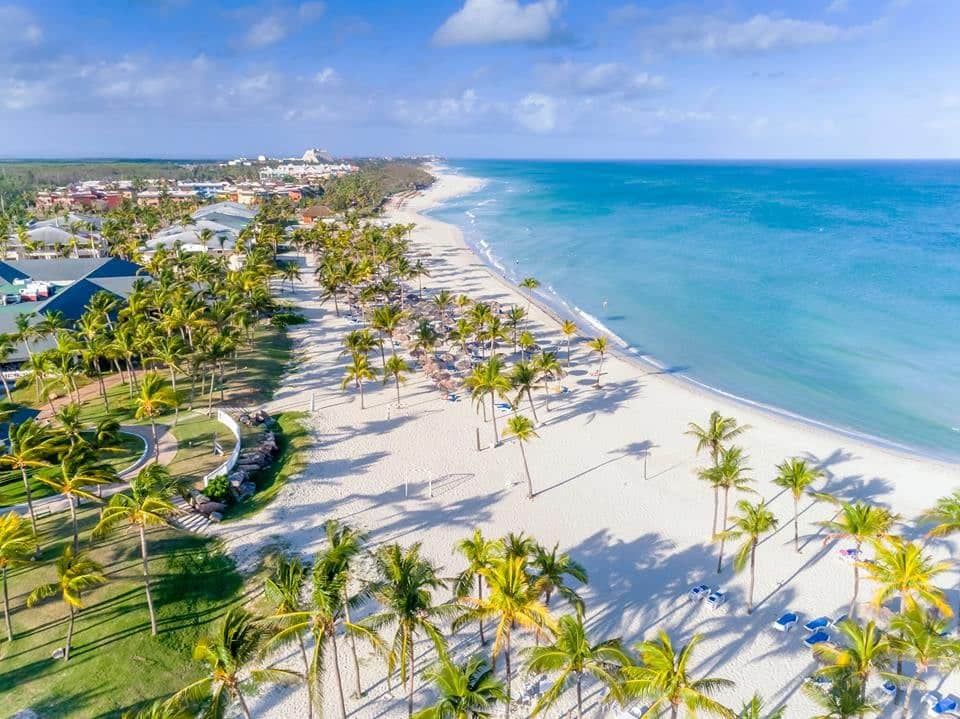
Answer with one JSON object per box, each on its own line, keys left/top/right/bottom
{"left": 6, "top": 423, "right": 178, "bottom": 518}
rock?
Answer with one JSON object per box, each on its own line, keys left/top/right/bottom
{"left": 196, "top": 501, "right": 227, "bottom": 515}
{"left": 237, "top": 463, "right": 261, "bottom": 474}
{"left": 51, "top": 647, "right": 65, "bottom": 660}
{"left": 13, "top": 710, "right": 42, "bottom": 719}
{"left": 237, "top": 481, "right": 257, "bottom": 500}
{"left": 190, "top": 493, "right": 211, "bottom": 508}
{"left": 209, "top": 512, "right": 223, "bottom": 522}
{"left": 228, "top": 470, "right": 249, "bottom": 486}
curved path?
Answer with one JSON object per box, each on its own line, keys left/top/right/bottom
{"left": 5, "top": 423, "right": 178, "bottom": 518}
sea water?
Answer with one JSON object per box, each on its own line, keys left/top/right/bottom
{"left": 426, "top": 160, "right": 960, "bottom": 461}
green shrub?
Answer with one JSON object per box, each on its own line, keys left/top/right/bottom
{"left": 205, "top": 474, "right": 230, "bottom": 501}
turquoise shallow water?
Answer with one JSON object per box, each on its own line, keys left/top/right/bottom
{"left": 426, "top": 160, "right": 960, "bottom": 461}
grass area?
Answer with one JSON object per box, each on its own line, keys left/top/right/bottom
{"left": 0, "top": 431, "right": 146, "bottom": 509}
{"left": 226, "top": 324, "right": 293, "bottom": 408}
{"left": 0, "top": 504, "right": 249, "bottom": 718}
{"left": 224, "top": 412, "right": 309, "bottom": 522}
{"left": 167, "top": 413, "right": 238, "bottom": 488}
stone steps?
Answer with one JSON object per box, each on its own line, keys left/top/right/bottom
{"left": 171, "top": 496, "right": 214, "bottom": 535}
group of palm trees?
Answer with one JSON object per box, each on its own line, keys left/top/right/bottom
{"left": 114, "top": 521, "right": 750, "bottom": 719}
{"left": 687, "top": 410, "right": 960, "bottom": 716}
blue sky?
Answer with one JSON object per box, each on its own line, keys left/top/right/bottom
{"left": 1, "top": 0, "right": 958, "bottom": 159}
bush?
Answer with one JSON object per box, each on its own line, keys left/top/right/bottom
{"left": 270, "top": 310, "right": 307, "bottom": 328}
{"left": 205, "top": 475, "right": 230, "bottom": 501}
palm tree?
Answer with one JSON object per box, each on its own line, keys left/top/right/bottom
{"left": 433, "top": 290, "right": 453, "bottom": 326}
{"left": 341, "top": 353, "right": 377, "bottom": 409}
{"left": 371, "top": 304, "right": 406, "bottom": 368}
{"left": 503, "top": 415, "right": 539, "bottom": 499}
{"left": 620, "top": 631, "right": 734, "bottom": 719}
{"left": 0, "top": 511, "right": 32, "bottom": 641}
{"left": 278, "top": 261, "right": 302, "bottom": 292}
{"left": 687, "top": 412, "right": 749, "bottom": 536}
{"left": 384, "top": 354, "right": 410, "bottom": 408}
{"left": 454, "top": 556, "right": 555, "bottom": 715}
{"left": 818, "top": 502, "right": 898, "bottom": 615}
{"left": 27, "top": 546, "right": 107, "bottom": 661}
{"left": 736, "top": 694, "right": 785, "bottom": 719}
{"left": 772, "top": 458, "right": 822, "bottom": 552}
{"left": 323, "top": 519, "right": 372, "bottom": 699}
{"left": 526, "top": 613, "right": 630, "bottom": 719}
{"left": 862, "top": 536, "right": 951, "bottom": 617}
{"left": 135, "top": 372, "right": 178, "bottom": 460}
{"left": 0, "top": 333, "right": 16, "bottom": 401}
{"left": 531, "top": 351, "right": 563, "bottom": 412}
{"left": 814, "top": 619, "right": 902, "bottom": 698}
{"left": 531, "top": 542, "right": 588, "bottom": 610}
{"left": 587, "top": 336, "right": 608, "bottom": 387}
{"left": 560, "top": 320, "right": 577, "bottom": 366}
{"left": 920, "top": 489, "right": 960, "bottom": 618}
{"left": 802, "top": 673, "right": 880, "bottom": 719}
{"left": 517, "top": 330, "right": 535, "bottom": 360}
{"left": 464, "top": 357, "right": 511, "bottom": 445}
{"left": 264, "top": 554, "right": 313, "bottom": 717}
{"left": 364, "top": 542, "right": 453, "bottom": 718}
{"left": 172, "top": 606, "right": 298, "bottom": 719}
{"left": 889, "top": 610, "right": 959, "bottom": 717}
{"left": 505, "top": 306, "right": 526, "bottom": 352}
{"left": 93, "top": 464, "right": 179, "bottom": 636}
{"left": 520, "top": 276, "right": 539, "bottom": 316}
{"left": 38, "top": 448, "right": 116, "bottom": 553}
{"left": 0, "top": 419, "right": 62, "bottom": 538}
{"left": 413, "top": 655, "right": 507, "bottom": 719}
{"left": 716, "top": 499, "right": 778, "bottom": 612}
{"left": 454, "top": 529, "right": 504, "bottom": 646}
{"left": 121, "top": 701, "right": 191, "bottom": 719}
{"left": 704, "top": 446, "right": 754, "bottom": 573}
{"left": 510, "top": 361, "right": 541, "bottom": 424}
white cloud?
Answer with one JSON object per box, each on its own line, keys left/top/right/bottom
{"left": 647, "top": 13, "right": 847, "bottom": 55}
{"left": 514, "top": 93, "right": 557, "bottom": 132}
{"left": 314, "top": 67, "right": 340, "bottom": 86}
{"left": 941, "top": 93, "right": 960, "bottom": 110}
{"left": 537, "top": 61, "right": 663, "bottom": 96}
{"left": 240, "top": 3, "right": 325, "bottom": 49}
{"left": 298, "top": 1, "right": 325, "bottom": 20}
{"left": 244, "top": 16, "right": 288, "bottom": 48}
{"left": 826, "top": 0, "right": 849, "bottom": 12}
{"left": 0, "top": 5, "right": 42, "bottom": 45}
{"left": 433, "top": 0, "right": 562, "bottom": 46}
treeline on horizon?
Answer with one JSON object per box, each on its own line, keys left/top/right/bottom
{"left": 0, "top": 158, "right": 434, "bottom": 218}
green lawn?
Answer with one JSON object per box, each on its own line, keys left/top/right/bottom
{"left": 0, "top": 432, "right": 146, "bottom": 509}
{"left": 167, "top": 413, "right": 239, "bottom": 488}
{"left": 225, "top": 412, "right": 309, "bottom": 522}
{"left": 0, "top": 505, "right": 248, "bottom": 718}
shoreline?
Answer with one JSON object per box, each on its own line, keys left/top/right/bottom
{"left": 417, "top": 163, "right": 960, "bottom": 467}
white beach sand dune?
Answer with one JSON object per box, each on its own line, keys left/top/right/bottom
{"left": 218, "top": 170, "right": 960, "bottom": 719}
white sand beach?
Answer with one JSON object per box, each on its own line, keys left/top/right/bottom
{"left": 221, "top": 169, "right": 960, "bottom": 719}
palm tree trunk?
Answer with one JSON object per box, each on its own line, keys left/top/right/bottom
{"left": 519, "top": 441, "right": 534, "bottom": 499}
{"left": 671, "top": 703, "right": 679, "bottom": 719}
{"left": 526, "top": 388, "right": 539, "bottom": 425}
{"left": 711, "top": 486, "right": 719, "bottom": 537}
{"left": 342, "top": 591, "right": 363, "bottom": 698}
{"left": 595, "top": 353, "right": 604, "bottom": 387}
{"left": 566, "top": 338, "right": 571, "bottom": 366}
{"left": 395, "top": 376, "right": 401, "bottom": 407}
{"left": 541, "top": 380, "right": 551, "bottom": 412}
{"left": 19, "top": 466, "right": 38, "bottom": 538}
{"left": 477, "top": 576, "right": 486, "bottom": 645}
{"left": 850, "top": 542, "right": 862, "bottom": 617}
{"left": 150, "top": 419, "right": 160, "bottom": 462}
{"left": 901, "top": 674, "right": 920, "bottom": 719}
{"left": 2, "top": 567, "right": 12, "bottom": 641}
{"left": 64, "top": 604, "right": 75, "bottom": 661}
{"left": 331, "top": 629, "right": 348, "bottom": 719}
{"left": 748, "top": 544, "right": 757, "bottom": 613}
{"left": 716, "top": 488, "right": 730, "bottom": 573}
{"left": 793, "top": 497, "right": 800, "bottom": 552}
{"left": 408, "top": 639, "right": 416, "bottom": 719}
{"left": 70, "top": 498, "right": 80, "bottom": 554}
{"left": 359, "top": 380, "right": 365, "bottom": 410}
{"left": 489, "top": 392, "right": 499, "bottom": 445}
{"left": 0, "top": 372, "right": 10, "bottom": 402}
{"left": 139, "top": 525, "right": 158, "bottom": 636}
{"left": 298, "top": 635, "right": 313, "bottom": 719}
{"left": 576, "top": 673, "right": 583, "bottom": 719}
{"left": 234, "top": 689, "right": 254, "bottom": 719}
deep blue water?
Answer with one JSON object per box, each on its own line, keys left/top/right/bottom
{"left": 427, "top": 160, "right": 960, "bottom": 461}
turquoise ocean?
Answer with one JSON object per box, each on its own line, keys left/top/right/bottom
{"left": 426, "top": 160, "right": 960, "bottom": 461}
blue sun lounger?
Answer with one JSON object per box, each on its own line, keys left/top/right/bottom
{"left": 804, "top": 630, "right": 831, "bottom": 647}
{"left": 932, "top": 697, "right": 959, "bottom": 716}
{"left": 774, "top": 612, "right": 799, "bottom": 631}
{"left": 804, "top": 616, "right": 831, "bottom": 632}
